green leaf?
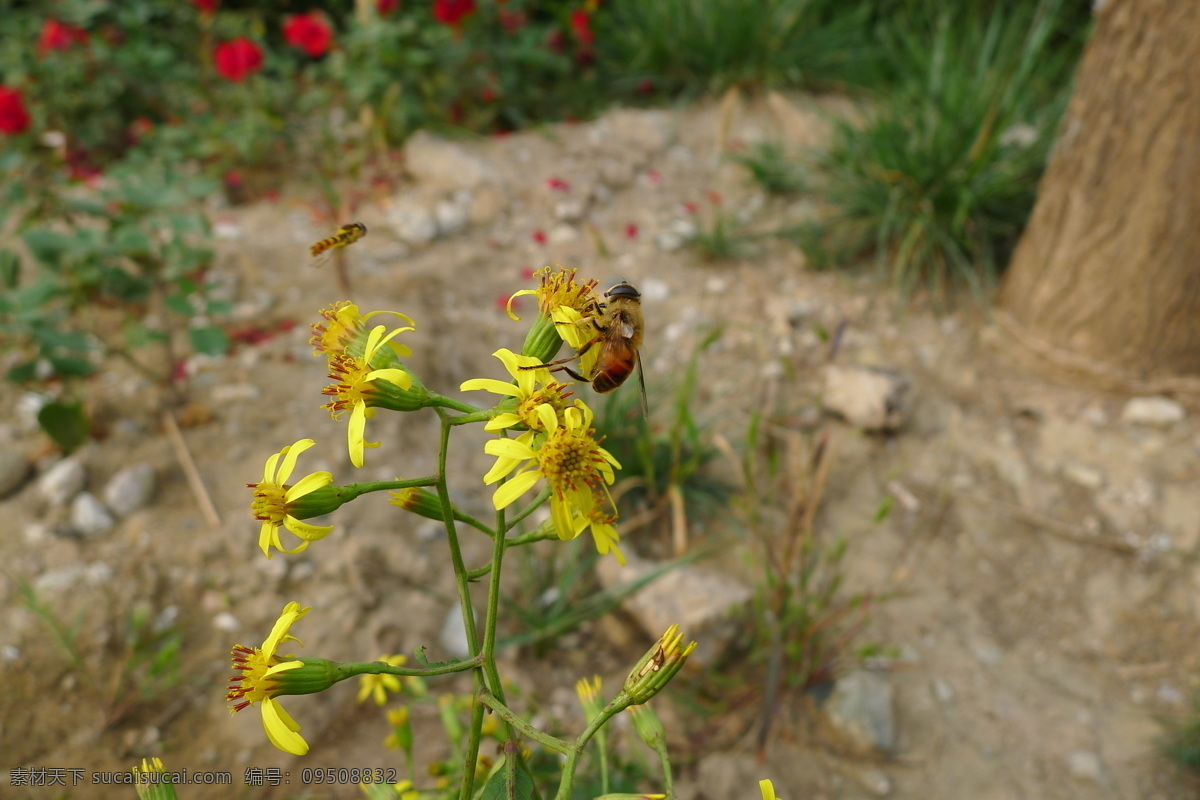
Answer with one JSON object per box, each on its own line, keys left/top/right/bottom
{"left": 480, "top": 758, "right": 534, "bottom": 800}
{"left": 112, "top": 224, "right": 153, "bottom": 256}
{"left": 164, "top": 293, "right": 193, "bottom": 316}
{"left": 0, "top": 249, "right": 18, "bottom": 289}
{"left": 22, "top": 230, "right": 75, "bottom": 267}
{"left": 189, "top": 325, "right": 230, "bottom": 356}
{"left": 47, "top": 356, "right": 97, "bottom": 378}
{"left": 6, "top": 360, "right": 38, "bottom": 383}
{"left": 38, "top": 402, "right": 91, "bottom": 453}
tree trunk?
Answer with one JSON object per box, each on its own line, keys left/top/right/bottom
{"left": 998, "top": 0, "right": 1200, "bottom": 393}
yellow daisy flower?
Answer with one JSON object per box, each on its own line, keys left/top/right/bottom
{"left": 248, "top": 439, "right": 334, "bottom": 558}
{"left": 227, "top": 602, "right": 312, "bottom": 756}
{"left": 323, "top": 324, "right": 414, "bottom": 467}
{"left": 506, "top": 265, "right": 599, "bottom": 321}
{"left": 460, "top": 348, "right": 574, "bottom": 432}
{"left": 310, "top": 301, "right": 414, "bottom": 360}
{"left": 572, "top": 499, "right": 627, "bottom": 565}
{"left": 483, "top": 402, "right": 620, "bottom": 540}
{"left": 357, "top": 654, "right": 407, "bottom": 706}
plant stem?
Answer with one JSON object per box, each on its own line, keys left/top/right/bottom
{"left": 555, "top": 695, "right": 633, "bottom": 800}
{"left": 652, "top": 741, "right": 675, "bottom": 799}
{"left": 332, "top": 656, "right": 482, "bottom": 681}
{"left": 477, "top": 691, "right": 571, "bottom": 755}
{"left": 435, "top": 410, "right": 486, "bottom": 800}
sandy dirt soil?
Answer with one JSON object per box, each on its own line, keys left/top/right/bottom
{"left": 2, "top": 96, "right": 1199, "bottom": 800}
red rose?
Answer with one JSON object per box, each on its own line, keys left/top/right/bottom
{"left": 433, "top": 0, "right": 475, "bottom": 27}
{"left": 569, "top": 9, "right": 594, "bottom": 47}
{"left": 377, "top": 0, "right": 400, "bottom": 14}
{"left": 214, "top": 37, "right": 263, "bottom": 82}
{"left": 192, "top": 0, "right": 219, "bottom": 13}
{"left": 0, "top": 87, "right": 31, "bottom": 135}
{"left": 283, "top": 12, "right": 333, "bottom": 58}
{"left": 38, "top": 19, "right": 88, "bottom": 56}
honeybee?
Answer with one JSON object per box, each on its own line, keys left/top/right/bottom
{"left": 528, "top": 280, "right": 648, "bottom": 417}
{"left": 309, "top": 222, "right": 367, "bottom": 266}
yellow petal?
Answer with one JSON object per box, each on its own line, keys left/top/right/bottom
{"left": 483, "top": 456, "right": 521, "bottom": 485}
{"left": 276, "top": 439, "right": 316, "bottom": 485}
{"left": 348, "top": 402, "right": 368, "bottom": 468}
{"left": 366, "top": 367, "right": 412, "bottom": 390}
{"left": 262, "top": 698, "right": 309, "bottom": 755}
{"left": 283, "top": 516, "right": 334, "bottom": 541}
{"left": 262, "top": 451, "right": 282, "bottom": 484}
{"left": 485, "top": 438, "right": 536, "bottom": 460}
{"left": 259, "top": 521, "right": 276, "bottom": 558}
{"left": 506, "top": 289, "right": 536, "bottom": 321}
{"left": 492, "top": 470, "right": 541, "bottom": 510}
{"left": 460, "top": 378, "right": 522, "bottom": 397}
{"left": 285, "top": 471, "right": 333, "bottom": 502}
{"left": 550, "top": 497, "right": 576, "bottom": 541}
{"left": 262, "top": 603, "right": 309, "bottom": 655}
{"left": 759, "top": 780, "right": 780, "bottom": 800}
{"left": 484, "top": 413, "right": 521, "bottom": 432}
{"left": 535, "top": 403, "right": 558, "bottom": 433}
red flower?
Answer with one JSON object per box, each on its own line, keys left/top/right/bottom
{"left": 682, "top": 201, "right": 698, "bottom": 215}
{"left": 214, "top": 38, "right": 263, "bottom": 83}
{"left": 532, "top": 230, "right": 547, "bottom": 245}
{"left": 569, "top": 9, "right": 594, "bottom": 46}
{"left": 223, "top": 170, "right": 244, "bottom": 188}
{"left": 284, "top": 12, "right": 333, "bottom": 58}
{"left": 499, "top": 9, "right": 525, "bottom": 33}
{"left": 520, "top": 267, "right": 536, "bottom": 280}
{"left": 625, "top": 223, "right": 638, "bottom": 239}
{"left": 546, "top": 177, "right": 571, "bottom": 192}
{"left": 480, "top": 87, "right": 498, "bottom": 103}
{"left": 0, "top": 87, "right": 31, "bottom": 135}
{"left": 192, "top": 0, "right": 219, "bottom": 13}
{"left": 38, "top": 19, "right": 88, "bottom": 56}
{"left": 433, "top": 0, "right": 475, "bottom": 27}
{"left": 377, "top": 0, "right": 400, "bottom": 14}
{"left": 646, "top": 169, "right": 662, "bottom": 185}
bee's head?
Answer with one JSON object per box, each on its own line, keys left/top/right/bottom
{"left": 604, "top": 281, "right": 641, "bottom": 300}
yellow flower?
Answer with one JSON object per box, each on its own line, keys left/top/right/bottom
{"left": 133, "top": 757, "right": 178, "bottom": 800}
{"left": 248, "top": 439, "right": 334, "bottom": 558}
{"left": 460, "top": 348, "right": 574, "bottom": 432}
{"left": 760, "top": 780, "right": 784, "bottom": 800}
{"left": 572, "top": 500, "right": 626, "bottom": 565}
{"left": 323, "top": 324, "right": 414, "bottom": 467}
{"left": 357, "top": 654, "right": 407, "bottom": 705}
{"left": 506, "top": 265, "right": 598, "bottom": 321}
{"left": 483, "top": 402, "right": 620, "bottom": 540}
{"left": 311, "top": 301, "right": 414, "bottom": 360}
{"left": 391, "top": 780, "right": 420, "bottom": 800}
{"left": 576, "top": 675, "right": 603, "bottom": 720}
{"left": 227, "top": 602, "right": 312, "bottom": 756}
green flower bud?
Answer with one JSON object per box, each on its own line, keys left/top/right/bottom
{"left": 369, "top": 366, "right": 434, "bottom": 412}
{"left": 272, "top": 657, "right": 341, "bottom": 697}
{"left": 624, "top": 625, "right": 697, "bottom": 704}
{"left": 283, "top": 484, "right": 351, "bottom": 520}
{"left": 521, "top": 312, "right": 566, "bottom": 365}
{"left": 629, "top": 703, "right": 666, "bottom": 749}
{"left": 389, "top": 487, "right": 446, "bottom": 521}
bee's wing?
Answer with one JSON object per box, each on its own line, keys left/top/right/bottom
{"left": 636, "top": 350, "right": 649, "bottom": 419}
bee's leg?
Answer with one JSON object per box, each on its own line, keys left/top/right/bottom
{"left": 521, "top": 335, "right": 602, "bottom": 370}
{"left": 558, "top": 366, "right": 589, "bottom": 382}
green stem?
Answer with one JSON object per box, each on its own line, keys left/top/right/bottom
{"left": 509, "top": 486, "right": 552, "bottom": 529}
{"left": 477, "top": 691, "right": 571, "bottom": 755}
{"left": 454, "top": 511, "right": 496, "bottom": 538}
{"left": 429, "top": 394, "right": 485, "bottom": 415}
{"left": 332, "top": 656, "right": 482, "bottom": 680}
{"left": 652, "top": 742, "right": 675, "bottom": 799}
{"left": 555, "top": 695, "right": 634, "bottom": 800}
{"left": 434, "top": 410, "right": 486, "bottom": 800}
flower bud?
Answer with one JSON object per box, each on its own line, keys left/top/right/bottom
{"left": 628, "top": 703, "right": 665, "bottom": 749}
{"left": 576, "top": 675, "right": 603, "bottom": 722}
{"left": 624, "top": 625, "right": 697, "bottom": 704}
{"left": 282, "top": 484, "right": 350, "bottom": 520}
{"left": 386, "top": 705, "right": 413, "bottom": 753}
{"left": 269, "top": 657, "right": 341, "bottom": 696}
{"left": 369, "top": 366, "right": 434, "bottom": 412}
{"left": 521, "top": 311, "right": 566, "bottom": 365}
{"left": 389, "top": 487, "right": 446, "bottom": 521}
{"left": 133, "top": 757, "right": 179, "bottom": 800}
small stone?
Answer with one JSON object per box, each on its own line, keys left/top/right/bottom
{"left": 1, "top": 645, "right": 19, "bottom": 663}
{"left": 71, "top": 492, "right": 116, "bottom": 537}
{"left": 639, "top": 278, "right": 670, "bottom": 303}
{"left": 34, "top": 562, "right": 113, "bottom": 593}
{"left": 388, "top": 202, "right": 438, "bottom": 244}
{"left": 39, "top": 457, "right": 86, "bottom": 506}
{"left": 822, "top": 365, "right": 912, "bottom": 432}
{"left": 554, "top": 198, "right": 588, "bottom": 222}
{"left": 211, "top": 383, "right": 261, "bottom": 403}
{"left": 0, "top": 448, "right": 31, "bottom": 498}
{"left": 931, "top": 677, "right": 955, "bottom": 703}
{"left": 1062, "top": 463, "right": 1104, "bottom": 490}
{"left": 595, "top": 554, "right": 753, "bottom": 666}
{"left": 655, "top": 231, "right": 685, "bottom": 252}
{"left": 1067, "top": 749, "right": 1103, "bottom": 782}
{"left": 547, "top": 224, "right": 579, "bottom": 244}
{"left": 824, "top": 670, "right": 896, "bottom": 753}
{"left": 212, "top": 612, "right": 240, "bottom": 633}
{"left": 439, "top": 606, "right": 471, "bottom": 659}
{"left": 1121, "top": 396, "right": 1185, "bottom": 428}
{"left": 435, "top": 198, "right": 468, "bottom": 236}
{"left": 856, "top": 768, "right": 892, "bottom": 797}
{"left": 103, "top": 464, "right": 157, "bottom": 518}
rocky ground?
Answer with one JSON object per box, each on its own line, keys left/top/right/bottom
{"left": 2, "top": 95, "right": 1199, "bottom": 800}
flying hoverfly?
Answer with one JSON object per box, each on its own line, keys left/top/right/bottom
{"left": 309, "top": 222, "right": 367, "bottom": 267}
{"left": 526, "top": 280, "right": 648, "bottom": 417}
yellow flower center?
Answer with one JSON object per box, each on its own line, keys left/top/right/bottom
{"left": 533, "top": 266, "right": 599, "bottom": 315}
{"left": 322, "top": 354, "right": 375, "bottom": 418}
{"left": 537, "top": 426, "right": 607, "bottom": 499}
{"left": 518, "top": 384, "right": 573, "bottom": 429}
{"left": 227, "top": 645, "right": 281, "bottom": 712}
{"left": 247, "top": 482, "right": 289, "bottom": 525}
{"left": 310, "top": 301, "right": 362, "bottom": 357}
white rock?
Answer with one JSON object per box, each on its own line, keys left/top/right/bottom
{"left": 439, "top": 606, "right": 472, "bottom": 659}
{"left": 1067, "top": 749, "right": 1103, "bottom": 782}
{"left": 595, "top": 553, "right": 752, "bottom": 666}
{"left": 72, "top": 492, "right": 116, "bottom": 537}
{"left": 554, "top": 198, "right": 588, "bottom": 222}
{"left": 435, "top": 198, "right": 468, "bottom": 236}
{"left": 822, "top": 365, "right": 912, "bottom": 431}
{"left": 547, "top": 224, "right": 579, "bottom": 244}
{"left": 655, "top": 231, "right": 685, "bottom": 252}
{"left": 1121, "top": 396, "right": 1185, "bottom": 428}
{"left": 638, "top": 278, "right": 670, "bottom": 303}
{"left": 212, "top": 383, "right": 261, "bottom": 403}
{"left": 1062, "top": 462, "right": 1104, "bottom": 490}
{"left": 103, "top": 464, "right": 157, "bottom": 518}
{"left": 213, "top": 612, "right": 240, "bottom": 633}
{"left": 39, "top": 457, "right": 86, "bottom": 506}
{"left": 825, "top": 670, "right": 896, "bottom": 753}
{"left": 388, "top": 202, "right": 439, "bottom": 244}
{"left": 34, "top": 562, "right": 113, "bottom": 593}
{"left": 0, "top": 448, "right": 31, "bottom": 498}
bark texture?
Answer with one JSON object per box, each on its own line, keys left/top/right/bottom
{"left": 998, "top": 0, "right": 1200, "bottom": 388}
